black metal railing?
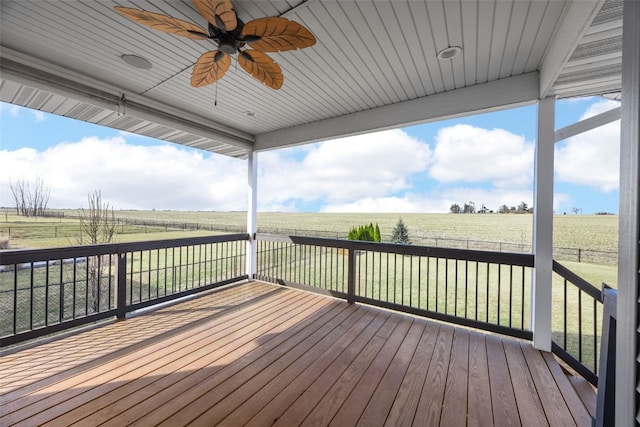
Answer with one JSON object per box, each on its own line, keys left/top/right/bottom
{"left": 551, "top": 260, "right": 603, "bottom": 386}
{"left": 2, "top": 231, "right": 605, "bottom": 390}
{"left": 0, "top": 234, "right": 248, "bottom": 347}
{"left": 256, "top": 234, "right": 534, "bottom": 340}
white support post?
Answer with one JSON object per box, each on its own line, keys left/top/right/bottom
{"left": 246, "top": 151, "right": 258, "bottom": 278}
{"left": 617, "top": 0, "right": 640, "bottom": 424}
{"left": 531, "top": 97, "right": 555, "bottom": 352}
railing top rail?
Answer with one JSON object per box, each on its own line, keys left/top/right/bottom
{"left": 0, "top": 233, "right": 250, "bottom": 265}
{"left": 257, "top": 233, "right": 534, "bottom": 267}
{"left": 552, "top": 260, "right": 602, "bottom": 301}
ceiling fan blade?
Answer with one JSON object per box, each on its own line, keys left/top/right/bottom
{"left": 115, "top": 7, "right": 208, "bottom": 39}
{"left": 193, "top": 0, "right": 237, "bottom": 31}
{"left": 241, "top": 17, "right": 316, "bottom": 52}
{"left": 191, "top": 50, "right": 231, "bottom": 87}
{"left": 238, "top": 50, "right": 283, "bottom": 90}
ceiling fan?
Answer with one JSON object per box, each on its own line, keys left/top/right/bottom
{"left": 115, "top": 0, "right": 316, "bottom": 90}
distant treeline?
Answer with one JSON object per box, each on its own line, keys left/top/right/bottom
{"left": 449, "top": 201, "right": 532, "bottom": 214}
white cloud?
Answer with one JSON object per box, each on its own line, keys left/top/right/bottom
{"left": 321, "top": 195, "right": 432, "bottom": 213}
{"left": 32, "top": 110, "right": 46, "bottom": 123}
{"left": 258, "top": 129, "right": 432, "bottom": 206}
{"left": 0, "top": 136, "right": 247, "bottom": 210}
{"left": 0, "top": 129, "right": 431, "bottom": 212}
{"left": 429, "top": 124, "right": 534, "bottom": 187}
{"left": 552, "top": 193, "right": 573, "bottom": 213}
{"left": 555, "top": 99, "right": 620, "bottom": 192}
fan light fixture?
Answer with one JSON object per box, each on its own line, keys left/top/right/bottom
{"left": 114, "top": 0, "right": 316, "bottom": 90}
{"left": 120, "top": 54, "right": 153, "bottom": 69}
{"left": 437, "top": 46, "right": 462, "bottom": 60}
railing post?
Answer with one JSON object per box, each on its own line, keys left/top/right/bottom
{"left": 347, "top": 247, "right": 356, "bottom": 304}
{"left": 594, "top": 287, "right": 617, "bottom": 427}
{"left": 116, "top": 252, "right": 127, "bottom": 319}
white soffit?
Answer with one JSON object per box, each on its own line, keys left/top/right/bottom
{"left": 549, "top": 0, "right": 624, "bottom": 99}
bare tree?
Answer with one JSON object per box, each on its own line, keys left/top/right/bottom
{"left": 9, "top": 178, "right": 27, "bottom": 215}
{"left": 9, "top": 177, "right": 51, "bottom": 216}
{"left": 572, "top": 207, "right": 582, "bottom": 215}
{"left": 78, "top": 191, "right": 118, "bottom": 312}
{"left": 517, "top": 201, "right": 530, "bottom": 213}
{"left": 31, "top": 177, "right": 51, "bottom": 216}
{"left": 463, "top": 201, "right": 476, "bottom": 214}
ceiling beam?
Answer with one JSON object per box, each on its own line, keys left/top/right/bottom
{"left": 254, "top": 72, "right": 539, "bottom": 151}
{"left": 0, "top": 48, "right": 254, "bottom": 151}
{"left": 555, "top": 105, "right": 620, "bottom": 142}
{"left": 539, "top": 0, "right": 605, "bottom": 98}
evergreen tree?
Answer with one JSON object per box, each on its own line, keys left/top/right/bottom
{"left": 347, "top": 223, "right": 382, "bottom": 242}
{"left": 391, "top": 219, "right": 411, "bottom": 244}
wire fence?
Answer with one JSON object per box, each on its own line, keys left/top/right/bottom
{"left": 0, "top": 216, "right": 618, "bottom": 266}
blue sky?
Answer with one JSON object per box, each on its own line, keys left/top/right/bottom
{"left": 0, "top": 97, "right": 620, "bottom": 214}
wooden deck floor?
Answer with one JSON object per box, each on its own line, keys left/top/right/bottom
{"left": 0, "top": 281, "right": 594, "bottom": 426}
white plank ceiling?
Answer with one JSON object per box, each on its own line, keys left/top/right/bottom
{"left": 0, "top": 0, "right": 623, "bottom": 158}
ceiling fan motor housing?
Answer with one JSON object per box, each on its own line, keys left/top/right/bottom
{"left": 208, "top": 22, "right": 246, "bottom": 55}
{"left": 219, "top": 40, "right": 237, "bottom": 54}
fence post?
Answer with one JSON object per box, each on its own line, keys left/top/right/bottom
{"left": 347, "top": 247, "right": 356, "bottom": 304}
{"left": 116, "top": 252, "right": 127, "bottom": 319}
{"left": 578, "top": 248, "right": 582, "bottom": 263}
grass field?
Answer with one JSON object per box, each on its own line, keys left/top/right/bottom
{"left": 96, "top": 210, "right": 620, "bottom": 252}
{"left": 3, "top": 209, "right": 618, "bottom": 251}
{"left": 1, "top": 209, "right": 619, "bottom": 287}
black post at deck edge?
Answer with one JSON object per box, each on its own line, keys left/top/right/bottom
{"left": 116, "top": 253, "right": 127, "bottom": 319}
{"left": 347, "top": 249, "right": 356, "bottom": 304}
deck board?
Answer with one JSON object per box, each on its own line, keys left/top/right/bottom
{"left": 486, "top": 334, "right": 521, "bottom": 426}
{"left": 439, "top": 328, "right": 470, "bottom": 426}
{"left": 0, "top": 280, "right": 595, "bottom": 426}
{"left": 384, "top": 320, "right": 441, "bottom": 426}
{"left": 328, "top": 316, "right": 413, "bottom": 426}
{"left": 413, "top": 324, "right": 454, "bottom": 426}
{"left": 467, "top": 331, "right": 494, "bottom": 427}
{"left": 520, "top": 342, "right": 577, "bottom": 426}
{"left": 356, "top": 319, "right": 426, "bottom": 427}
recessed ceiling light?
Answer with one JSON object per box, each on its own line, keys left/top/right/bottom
{"left": 120, "top": 54, "right": 153, "bottom": 70}
{"left": 244, "top": 111, "right": 256, "bottom": 117}
{"left": 437, "top": 46, "right": 462, "bottom": 60}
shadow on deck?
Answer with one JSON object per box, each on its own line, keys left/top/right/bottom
{"left": 0, "top": 281, "right": 595, "bottom": 426}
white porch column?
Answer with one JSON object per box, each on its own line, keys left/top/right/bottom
{"left": 617, "top": 0, "right": 640, "bottom": 423}
{"left": 531, "top": 97, "right": 555, "bottom": 352}
{"left": 246, "top": 151, "right": 258, "bottom": 278}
